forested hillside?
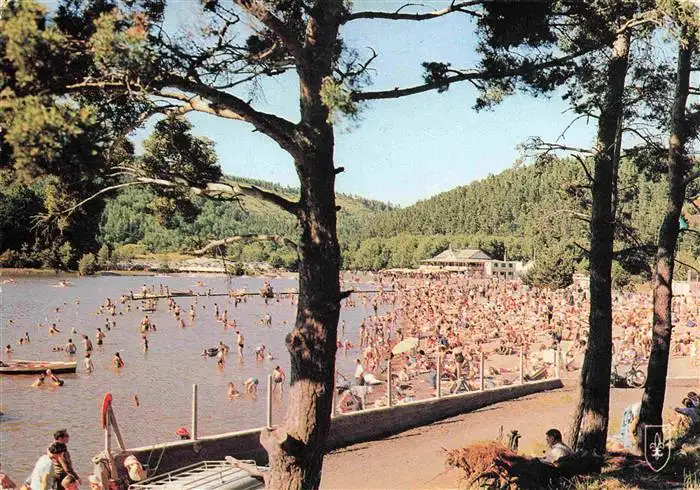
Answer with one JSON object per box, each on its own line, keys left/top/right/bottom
{"left": 343, "top": 157, "right": 700, "bottom": 276}
{"left": 96, "top": 176, "right": 392, "bottom": 269}
{"left": 4, "top": 158, "right": 698, "bottom": 275}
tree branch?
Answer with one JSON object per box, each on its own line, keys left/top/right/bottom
{"left": 233, "top": 183, "right": 299, "bottom": 215}
{"left": 675, "top": 258, "right": 700, "bottom": 275}
{"left": 573, "top": 242, "right": 591, "bottom": 256}
{"left": 573, "top": 154, "right": 595, "bottom": 184}
{"left": 684, "top": 169, "right": 700, "bottom": 185}
{"left": 191, "top": 234, "right": 298, "bottom": 256}
{"left": 163, "top": 77, "right": 300, "bottom": 155}
{"left": 62, "top": 181, "right": 152, "bottom": 216}
{"left": 351, "top": 49, "right": 593, "bottom": 102}
{"left": 343, "top": 1, "right": 483, "bottom": 23}
{"left": 233, "top": 0, "right": 304, "bottom": 63}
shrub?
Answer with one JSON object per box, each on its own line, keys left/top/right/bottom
{"left": 0, "top": 250, "right": 24, "bottom": 268}
{"left": 227, "top": 262, "right": 245, "bottom": 276}
{"left": 78, "top": 253, "right": 98, "bottom": 276}
{"left": 97, "top": 244, "right": 112, "bottom": 268}
{"left": 58, "top": 242, "right": 75, "bottom": 269}
{"left": 112, "top": 243, "right": 146, "bottom": 261}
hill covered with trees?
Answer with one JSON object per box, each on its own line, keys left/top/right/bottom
{"left": 95, "top": 175, "right": 393, "bottom": 270}
{"left": 4, "top": 157, "right": 698, "bottom": 278}
{"left": 342, "top": 157, "right": 699, "bottom": 279}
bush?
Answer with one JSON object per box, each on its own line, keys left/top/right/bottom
{"left": 97, "top": 244, "right": 112, "bottom": 268}
{"left": 112, "top": 243, "right": 147, "bottom": 261}
{"left": 58, "top": 242, "right": 75, "bottom": 270}
{"left": 0, "top": 250, "right": 24, "bottom": 268}
{"left": 227, "top": 262, "right": 245, "bottom": 276}
{"left": 78, "top": 253, "right": 98, "bottom": 276}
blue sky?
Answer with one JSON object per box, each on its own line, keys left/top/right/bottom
{"left": 149, "top": 2, "right": 596, "bottom": 206}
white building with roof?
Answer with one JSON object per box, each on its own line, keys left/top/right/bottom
{"left": 421, "top": 248, "right": 524, "bottom": 278}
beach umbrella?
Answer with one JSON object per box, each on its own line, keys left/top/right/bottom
{"left": 392, "top": 337, "right": 419, "bottom": 355}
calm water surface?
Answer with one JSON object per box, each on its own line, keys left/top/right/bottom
{"left": 0, "top": 274, "right": 382, "bottom": 478}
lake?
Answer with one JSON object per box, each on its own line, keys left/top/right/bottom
{"left": 0, "top": 273, "right": 383, "bottom": 478}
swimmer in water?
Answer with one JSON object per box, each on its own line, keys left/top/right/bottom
{"left": 32, "top": 374, "right": 46, "bottom": 387}
{"left": 46, "top": 369, "right": 64, "bottom": 386}
{"left": 227, "top": 382, "right": 240, "bottom": 399}
{"left": 236, "top": 331, "right": 244, "bottom": 357}
{"left": 113, "top": 352, "right": 125, "bottom": 369}
{"left": 243, "top": 377, "right": 259, "bottom": 395}
{"left": 65, "top": 339, "right": 77, "bottom": 355}
{"left": 84, "top": 353, "right": 94, "bottom": 373}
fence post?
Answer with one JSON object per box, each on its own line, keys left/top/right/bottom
{"left": 104, "top": 408, "right": 111, "bottom": 454}
{"left": 480, "top": 352, "right": 485, "bottom": 391}
{"left": 331, "top": 383, "right": 338, "bottom": 418}
{"left": 267, "top": 374, "right": 273, "bottom": 428}
{"left": 387, "top": 358, "right": 392, "bottom": 407}
{"left": 192, "top": 384, "right": 198, "bottom": 440}
{"left": 519, "top": 346, "right": 524, "bottom": 385}
{"left": 436, "top": 351, "right": 441, "bottom": 398}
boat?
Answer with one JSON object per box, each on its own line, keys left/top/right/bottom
{"left": 128, "top": 460, "right": 266, "bottom": 489}
{"left": 0, "top": 360, "right": 77, "bottom": 375}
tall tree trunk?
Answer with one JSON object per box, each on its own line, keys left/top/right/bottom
{"left": 570, "top": 30, "right": 630, "bottom": 453}
{"left": 637, "top": 29, "right": 695, "bottom": 447}
{"left": 261, "top": 4, "right": 343, "bottom": 489}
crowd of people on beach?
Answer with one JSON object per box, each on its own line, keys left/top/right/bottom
{"left": 2, "top": 272, "right": 698, "bottom": 485}
{"left": 334, "top": 273, "right": 698, "bottom": 411}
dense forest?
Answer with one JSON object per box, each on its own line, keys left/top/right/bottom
{"left": 95, "top": 157, "right": 699, "bottom": 278}
{"left": 345, "top": 157, "right": 700, "bottom": 276}
{"left": 2, "top": 156, "right": 697, "bottom": 279}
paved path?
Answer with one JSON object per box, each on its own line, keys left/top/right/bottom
{"left": 321, "top": 382, "right": 695, "bottom": 489}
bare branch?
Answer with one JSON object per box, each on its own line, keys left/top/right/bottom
{"left": 573, "top": 242, "right": 591, "bottom": 256}
{"left": 343, "top": 1, "right": 483, "bottom": 23}
{"left": 573, "top": 154, "right": 595, "bottom": 184}
{"left": 352, "top": 49, "right": 593, "bottom": 102}
{"left": 675, "top": 258, "right": 700, "bottom": 275}
{"left": 192, "top": 234, "right": 298, "bottom": 256}
{"left": 530, "top": 141, "right": 594, "bottom": 155}
{"left": 686, "top": 197, "right": 700, "bottom": 214}
{"left": 63, "top": 182, "right": 150, "bottom": 216}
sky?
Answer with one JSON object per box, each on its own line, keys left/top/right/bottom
{"left": 143, "top": 1, "right": 597, "bottom": 207}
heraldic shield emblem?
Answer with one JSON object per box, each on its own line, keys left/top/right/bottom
{"left": 643, "top": 425, "right": 671, "bottom": 472}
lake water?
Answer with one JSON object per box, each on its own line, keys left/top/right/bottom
{"left": 0, "top": 274, "right": 383, "bottom": 478}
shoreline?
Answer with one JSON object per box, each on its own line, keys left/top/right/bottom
{"left": 0, "top": 267, "right": 300, "bottom": 278}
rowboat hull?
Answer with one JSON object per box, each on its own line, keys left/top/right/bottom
{"left": 0, "top": 360, "right": 77, "bottom": 375}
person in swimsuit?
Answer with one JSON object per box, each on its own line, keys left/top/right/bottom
{"left": 236, "top": 331, "right": 244, "bottom": 356}
{"left": 272, "top": 366, "right": 286, "bottom": 395}
{"left": 113, "top": 352, "right": 124, "bottom": 369}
